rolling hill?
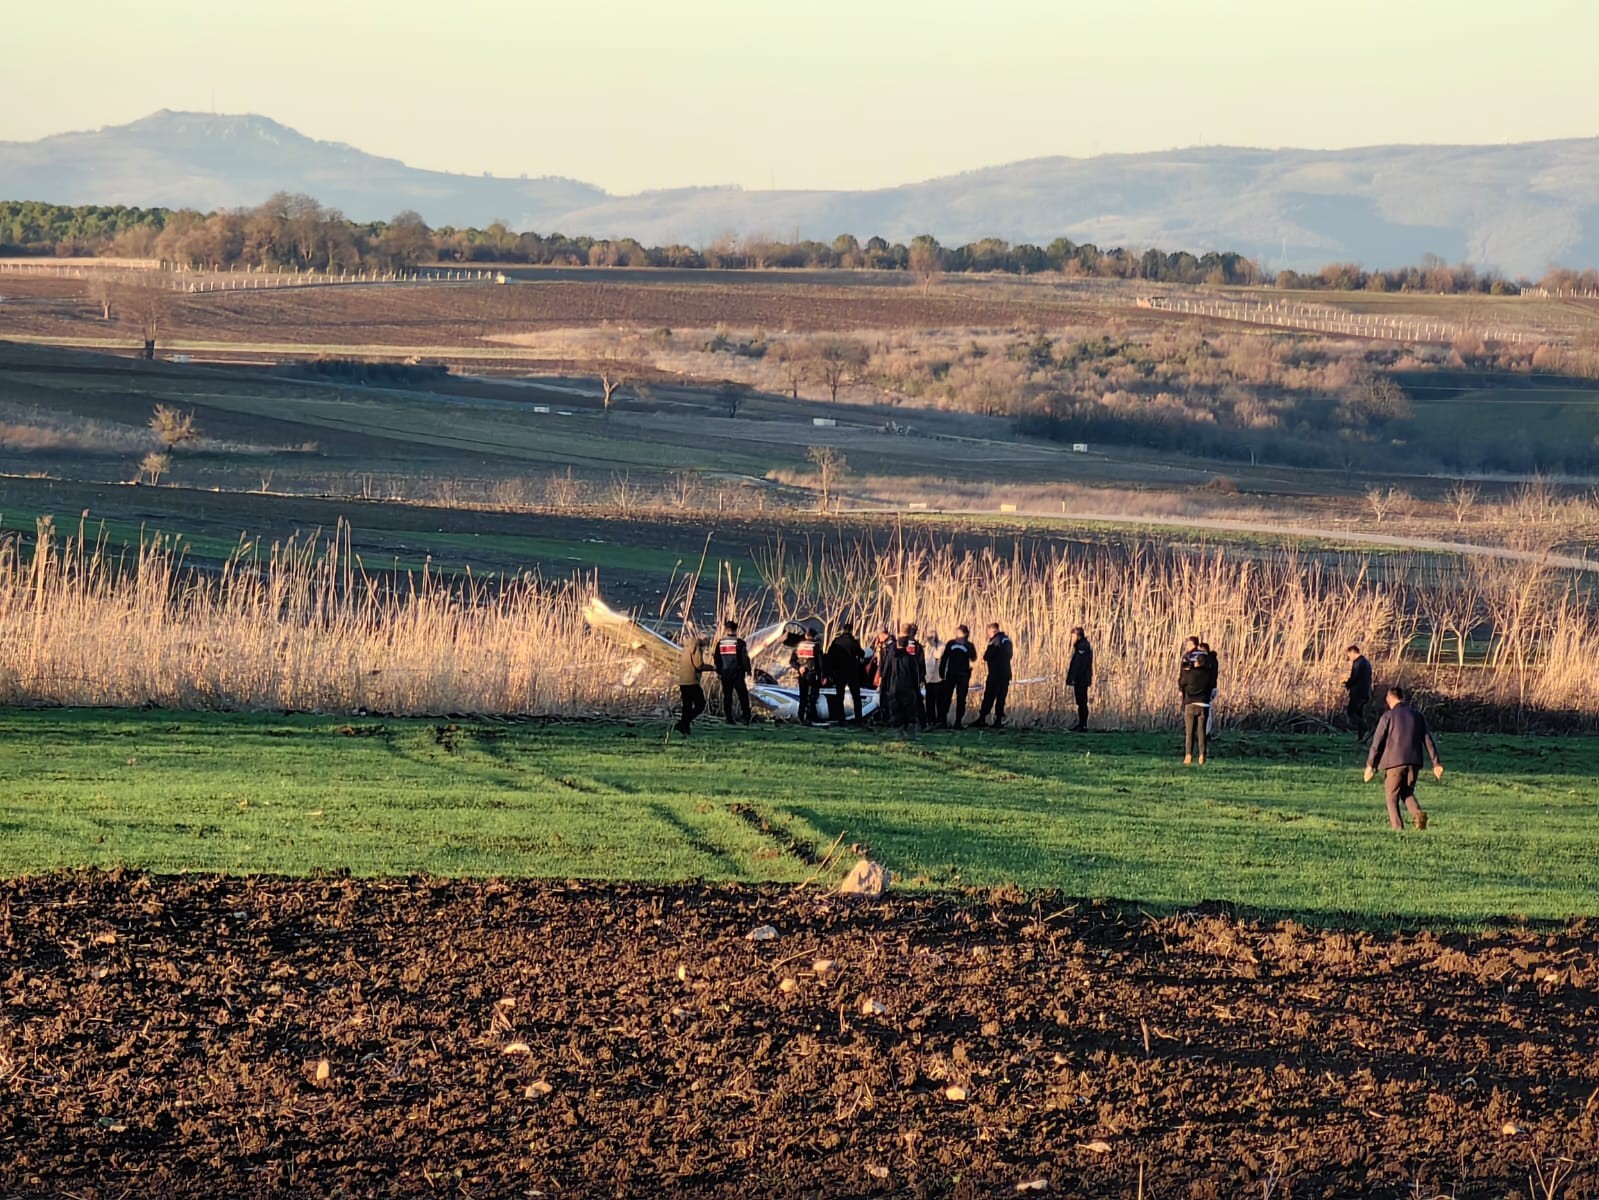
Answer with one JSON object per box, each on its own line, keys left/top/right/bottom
{"left": 2, "top": 111, "right": 1597, "bottom": 274}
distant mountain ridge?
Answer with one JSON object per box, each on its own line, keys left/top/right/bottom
{"left": 2, "top": 111, "right": 1597, "bottom": 274}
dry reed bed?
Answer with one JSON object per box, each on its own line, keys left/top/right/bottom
{"left": 2, "top": 521, "right": 1596, "bottom": 727}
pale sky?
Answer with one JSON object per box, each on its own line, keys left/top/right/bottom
{"left": 4, "top": 0, "right": 1596, "bottom": 195}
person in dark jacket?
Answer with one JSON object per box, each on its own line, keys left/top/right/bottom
{"left": 1342, "top": 645, "right": 1374, "bottom": 740}
{"left": 1364, "top": 686, "right": 1443, "bottom": 830}
{"left": 1178, "top": 636, "right": 1217, "bottom": 764}
{"left": 972, "top": 623, "right": 1013, "bottom": 727}
{"left": 714, "top": 619, "right": 753, "bottom": 725}
{"left": 940, "top": 625, "right": 976, "bottom": 728}
{"left": 791, "top": 626, "right": 823, "bottom": 725}
{"left": 825, "top": 619, "right": 866, "bottom": 725}
{"left": 1065, "top": 626, "right": 1093, "bottom": 731}
{"left": 886, "top": 622, "right": 926, "bottom": 736}
{"left": 675, "top": 635, "right": 713, "bottom": 736}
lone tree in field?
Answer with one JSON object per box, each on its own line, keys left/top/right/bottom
{"left": 776, "top": 350, "right": 809, "bottom": 400}
{"left": 117, "top": 283, "right": 167, "bottom": 360}
{"left": 908, "top": 235, "right": 944, "bottom": 292}
{"left": 814, "top": 339, "right": 868, "bottom": 403}
{"left": 149, "top": 404, "right": 197, "bottom": 450}
{"left": 596, "top": 351, "right": 644, "bottom": 415}
{"left": 139, "top": 451, "right": 171, "bottom": 485}
{"left": 807, "top": 445, "right": 847, "bottom": 513}
{"left": 717, "top": 380, "right": 750, "bottom": 419}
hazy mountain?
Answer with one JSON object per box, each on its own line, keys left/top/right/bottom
{"left": 0, "top": 110, "right": 606, "bottom": 230}
{"left": 3, "top": 111, "right": 1597, "bottom": 274}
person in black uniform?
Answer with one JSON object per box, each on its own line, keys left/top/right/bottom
{"left": 714, "top": 619, "right": 752, "bottom": 725}
{"left": 887, "top": 622, "right": 926, "bottom": 736}
{"left": 1342, "top": 644, "right": 1373, "bottom": 740}
{"left": 791, "top": 625, "right": 823, "bottom": 725}
{"left": 972, "top": 623, "right": 1013, "bottom": 727}
{"left": 1364, "top": 686, "right": 1443, "bottom": 830}
{"left": 939, "top": 624, "right": 976, "bottom": 729}
{"left": 825, "top": 619, "right": 865, "bottom": 725}
{"left": 1178, "top": 636, "right": 1217, "bottom": 764}
{"left": 1065, "top": 626, "right": 1093, "bottom": 731}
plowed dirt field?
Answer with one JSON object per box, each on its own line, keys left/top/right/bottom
{"left": 3, "top": 875, "right": 1595, "bottom": 1198}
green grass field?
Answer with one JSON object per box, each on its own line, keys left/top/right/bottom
{"left": 2, "top": 709, "right": 1594, "bottom": 923}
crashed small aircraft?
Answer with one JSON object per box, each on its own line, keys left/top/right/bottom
{"left": 583, "top": 596, "right": 881, "bottom": 721}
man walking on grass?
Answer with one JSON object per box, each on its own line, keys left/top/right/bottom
{"left": 1342, "top": 644, "right": 1373, "bottom": 740}
{"left": 1066, "top": 626, "right": 1093, "bottom": 731}
{"left": 675, "top": 634, "right": 713, "bottom": 736}
{"left": 1364, "top": 686, "right": 1443, "bottom": 830}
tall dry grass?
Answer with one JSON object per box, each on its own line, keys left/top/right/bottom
{"left": 760, "top": 541, "right": 1599, "bottom": 729}
{"left": 0, "top": 518, "right": 637, "bottom": 717}
{"left": 2, "top": 519, "right": 1596, "bottom": 728}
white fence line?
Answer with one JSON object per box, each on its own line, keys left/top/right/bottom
{"left": 1136, "top": 294, "right": 1541, "bottom": 345}
{"left": 0, "top": 262, "right": 497, "bottom": 292}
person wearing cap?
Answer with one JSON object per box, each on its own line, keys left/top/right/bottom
{"left": 1178, "top": 636, "right": 1216, "bottom": 764}
{"left": 714, "top": 619, "right": 753, "bottom": 725}
{"left": 675, "top": 634, "right": 713, "bottom": 737}
{"left": 938, "top": 624, "right": 976, "bottom": 729}
{"left": 825, "top": 618, "right": 866, "bottom": 724}
{"left": 1364, "top": 685, "right": 1443, "bottom": 830}
{"left": 791, "top": 625, "right": 823, "bottom": 725}
{"left": 972, "top": 622, "right": 1014, "bottom": 728}
{"left": 885, "top": 621, "right": 926, "bottom": 737}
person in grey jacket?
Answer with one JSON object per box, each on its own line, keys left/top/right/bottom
{"left": 1364, "top": 686, "right": 1444, "bottom": 830}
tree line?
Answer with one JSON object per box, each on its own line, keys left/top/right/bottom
{"left": 0, "top": 195, "right": 1586, "bottom": 293}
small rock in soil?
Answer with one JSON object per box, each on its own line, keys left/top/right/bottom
{"left": 1016, "top": 1178, "right": 1049, "bottom": 1193}
{"left": 859, "top": 997, "right": 886, "bottom": 1016}
{"left": 746, "top": 925, "right": 779, "bottom": 942}
{"left": 944, "top": 1085, "right": 968, "bottom": 1102}
{"left": 840, "top": 860, "right": 889, "bottom": 897}
{"left": 779, "top": 977, "right": 798, "bottom": 993}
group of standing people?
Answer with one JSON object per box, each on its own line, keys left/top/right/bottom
{"left": 678, "top": 621, "right": 1443, "bottom": 833}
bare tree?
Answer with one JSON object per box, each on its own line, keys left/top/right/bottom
{"left": 545, "top": 467, "right": 586, "bottom": 508}
{"left": 149, "top": 404, "right": 197, "bottom": 450}
{"left": 779, "top": 354, "right": 808, "bottom": 400}
{"left": 87, "top": 275, "right": 116, "bottom": 320}
{"left": 139, "top": 451, "right": 171, "bottom": 485}
{"left": 814, "top": 339, "right": 868, "bottom": 403}
{"left": 118, "top": 283, "right": 168, "bottom": 360}
{"left": 717, "top": 380, "right": 750, "bottom": 419}
{"left": 1364, "top": 485, "right": 1408, "bottom": 524}
{"left": 1446, "top": 480, "right": 1480, "bottom": 527}
{"left": 807, "top": 445, "right": 847, "bottom": 513}
{"left": 596, "top": 351, "right": 645, "bottom": 414}
{"left": 608, "top": 471, "right": 643, "bottom": 515}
